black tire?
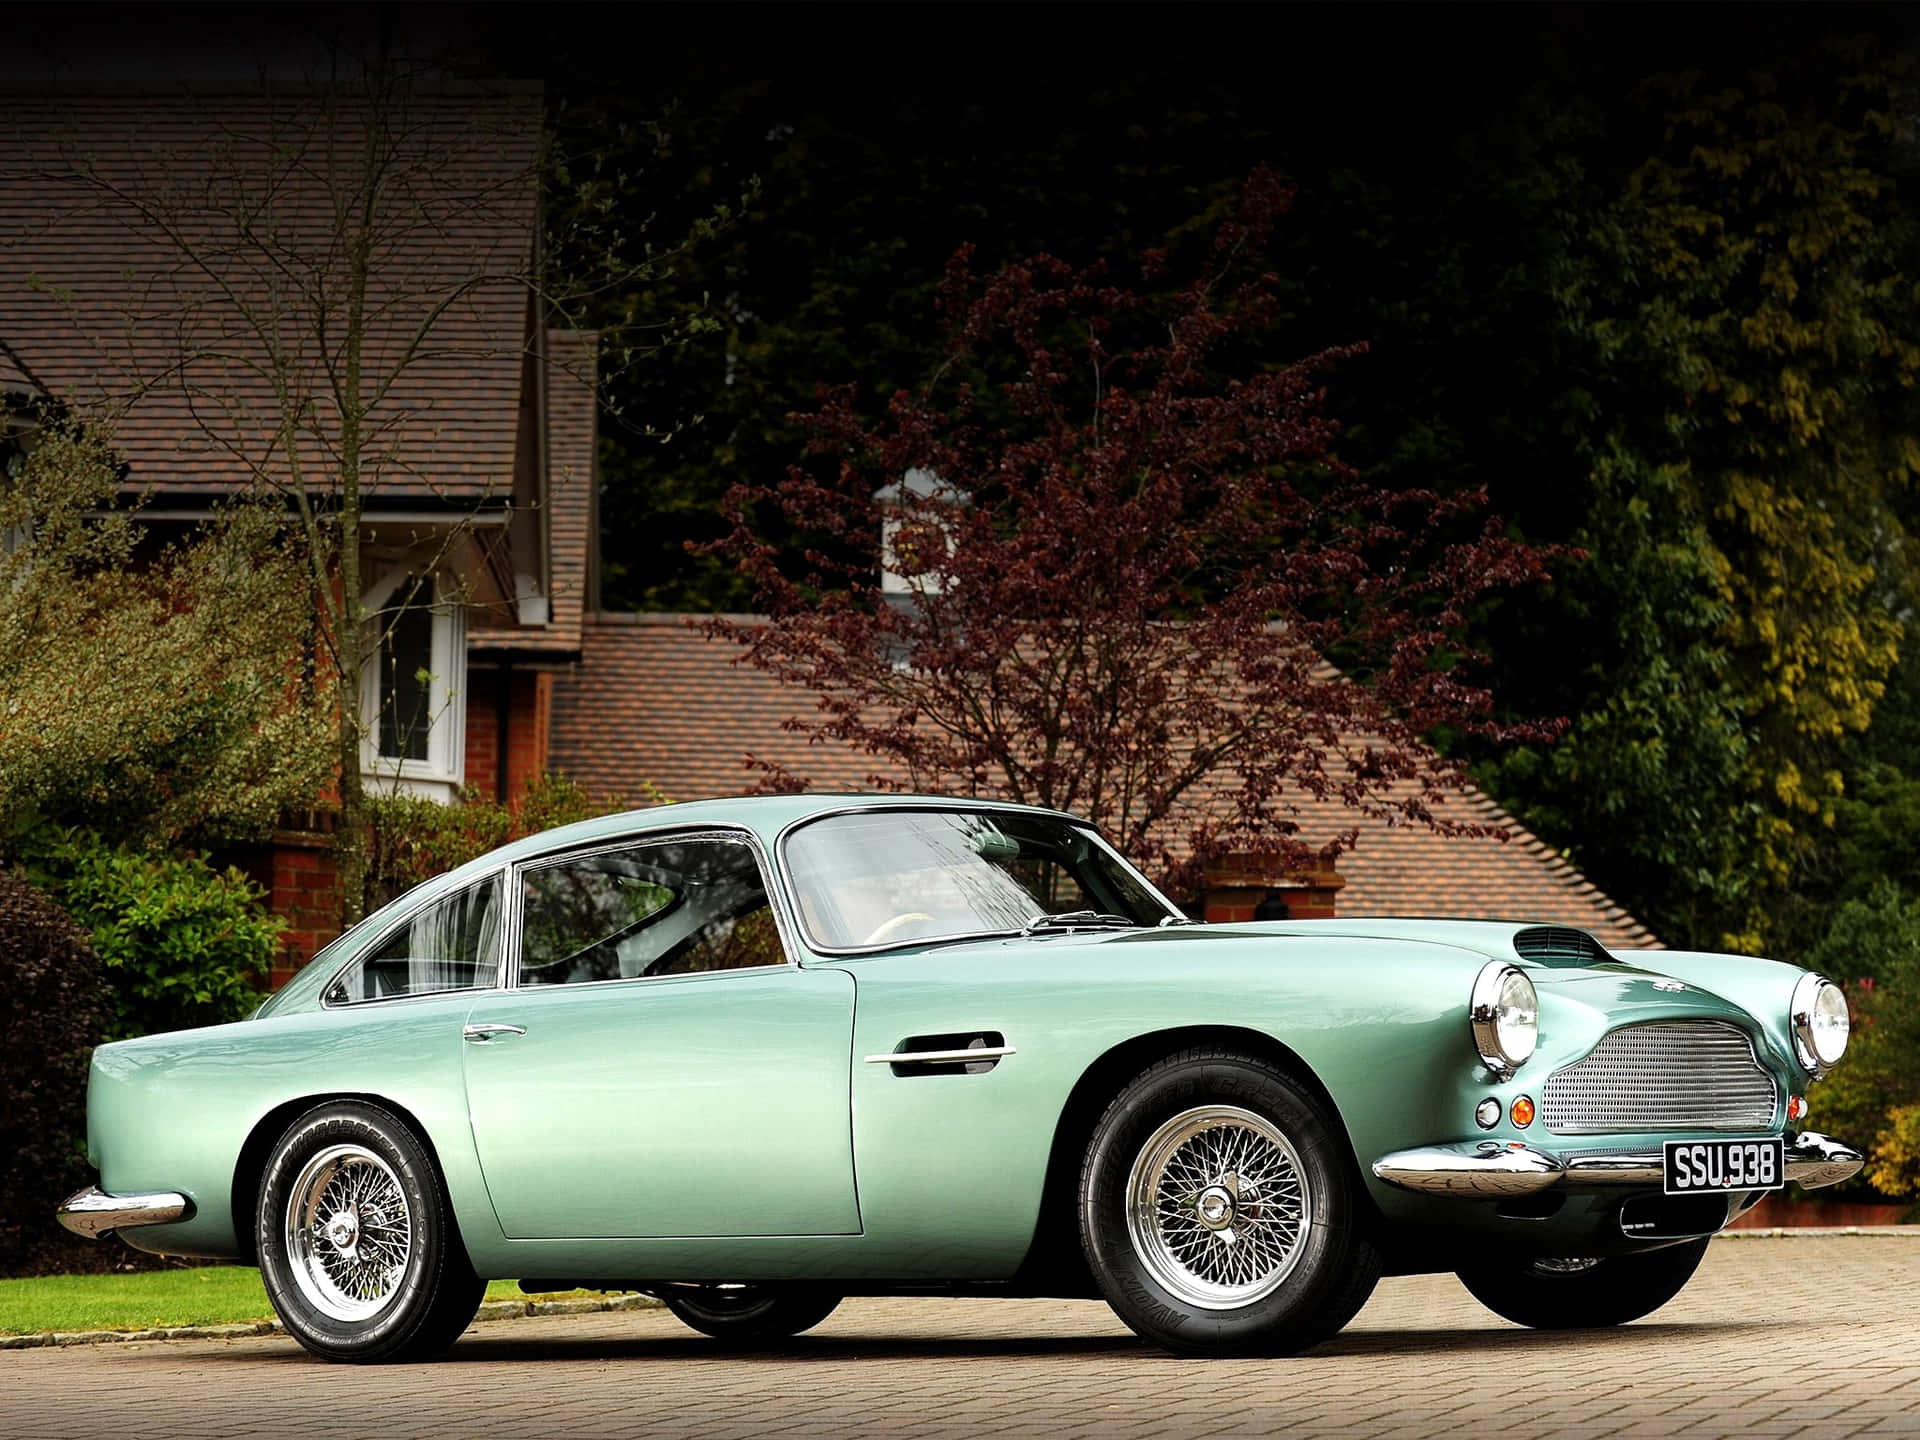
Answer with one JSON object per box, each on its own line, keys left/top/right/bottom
{"left": 1079, "top": 1047, "right": 1381, "bottom": 1357}
{"left": 659, "top": 1285, "right": 843, "bottom": 1344}
{"left": 256, "top": 1101, "right": 485, "bottom": 1363}
{"left": 1456, "top": 1237, "right": 1710, "bottom": 1330}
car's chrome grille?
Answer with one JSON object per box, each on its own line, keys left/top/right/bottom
{"left": 1540, "top": 1021, "right": 1778, "bottom": 1135}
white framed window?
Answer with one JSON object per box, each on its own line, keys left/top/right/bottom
{"left": 359, "top": 569, "right": 467, "bottom": 800}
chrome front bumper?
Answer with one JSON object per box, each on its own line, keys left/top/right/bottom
{"left": 1373, "top": 1131, "right": 1864, "bottom": 1199}
{"left": 56, "top": 1186, "right": 193, "bottom": 1239}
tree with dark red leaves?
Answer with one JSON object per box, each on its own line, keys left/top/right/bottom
{"left": 708, "top": 170, "right": 1561, "bottom": 891}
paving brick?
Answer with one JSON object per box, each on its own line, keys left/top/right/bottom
{"left": 0, "top": 1236, "right": 1914, "bottom": 1439}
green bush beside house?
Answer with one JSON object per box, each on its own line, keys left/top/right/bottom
{"left": 19, "top": 829, "right": 281, "bottom": 1043}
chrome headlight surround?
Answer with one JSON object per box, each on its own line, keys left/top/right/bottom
{"left": 1470, "top": 961, "right": 1539, "bottom": 1079}
{"left": 1790, "top": 972, "right": 1850, "bottom": 1079}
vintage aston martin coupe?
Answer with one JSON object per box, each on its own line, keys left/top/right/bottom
{"left": 60, "top": 794, "right": 1864, "bottom": 1362}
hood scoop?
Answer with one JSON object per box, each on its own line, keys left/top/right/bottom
{"left": 1513, "top": 926, "right": 1613, "bottom": 968}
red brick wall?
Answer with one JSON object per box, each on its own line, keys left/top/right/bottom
{"left": 461, "top": 668, "right": 552, "bottom": 806}
{"left": 270, "top": 830, "right": 342, "bottom": 987}
{"left": 464, "top": 676, "right": 500, "bottom": 799}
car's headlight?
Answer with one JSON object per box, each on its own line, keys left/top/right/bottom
{"left": 1471, "top": 962, "right": 1538, "bottom": 1077}
{"left": 1790, "top": 972, "right": 1850, "bottom": 1077}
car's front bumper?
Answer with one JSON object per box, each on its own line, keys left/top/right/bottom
{"left": 1372, "top": 1131, "right": 1864, "bottom": 1198}
{"left": 56, "top": 1186, "right": 193, "bottom": 1239}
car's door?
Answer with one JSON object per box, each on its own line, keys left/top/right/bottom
{"left": 460, "top": 828, "right": 860, "bottom": 1240}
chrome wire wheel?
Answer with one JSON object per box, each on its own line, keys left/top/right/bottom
{"left": 1124, "top": 1104, "right": 1312, "bottom": 1311}
{"left": 284, "top": 1143, "right": 415, "bottom": 1322}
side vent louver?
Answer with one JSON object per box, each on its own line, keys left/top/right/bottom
{"left": 1512, "top": 926, "right": 1611, "bottom": 966}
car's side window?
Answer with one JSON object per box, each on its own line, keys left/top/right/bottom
{"left": 325, "top": 873, "right": 504, "bottom": 1005}
{"left": 519, "top": 835, "right": 787, "bottom": 987}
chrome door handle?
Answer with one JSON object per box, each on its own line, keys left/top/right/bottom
{"left": 463, "top": 1023, "right": 526, "bottom": 1043}
{"left": 864, "top": 1045, "right": 1016, "bottom": 1065}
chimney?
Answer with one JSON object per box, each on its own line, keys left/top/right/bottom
{"left": 874, "top": 467, "right": 967, "bottom": 599}
{"left": 1201, "top": 853, "right": 1346, "bottom": 924}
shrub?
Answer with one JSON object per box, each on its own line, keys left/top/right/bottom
{"left": 0, "top": 871, "right": 107, "bottom": 1276}
{"left": 1801, "top": 881, "right": 1920, "bottom": 1201}
{"left": 22, "top": 829, "right": 281, "bottom": 1041}
{"left": 1868, "top": 1106, "right": 1920, "bottom": 1200}
{"left": 364, "top": 773, "right": 654, "bottom": 910}
{"left": 0, "top": 413, "right": 333, "bottom": 851}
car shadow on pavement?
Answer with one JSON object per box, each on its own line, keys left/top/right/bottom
{"left": 180, "top": 1318, "right": 1777, "bottom": 1368}
{"left": 1318, "top": 1319, "right": 1778, "bottom": 1359}
{"left": 186, "top": 1332, "right": 1149, "bottom": 1366}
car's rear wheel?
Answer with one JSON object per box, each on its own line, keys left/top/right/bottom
{"left": 659, "top": 1284, "right": 842, "bottom": 1343}
{"left": 1079, "top": 1048, "right": 1381, "bottom": 1356}
{"left": 256, "top": 1101, "right": 484, "bottom": 1363}
{"left": 1456, "top": 1238, "right": 1710, "bottom": 1329}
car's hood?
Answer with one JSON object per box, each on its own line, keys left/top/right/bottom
{"left": 870, "top": 917, "right": 1625, "bottom": 981}
{"left": 859, "top": 917, "right": 1798, "bottom": 1002}
{"left": 1226, "top": 918, "right": 1642, "bottom": 984}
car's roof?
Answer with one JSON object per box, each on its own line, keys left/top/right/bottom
{"left": 463, "top": 792, "right": 1083, "bottom": 877}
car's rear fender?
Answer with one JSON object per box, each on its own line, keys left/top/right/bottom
{"left": 84, "top": 994, "right": 497, "bottom": 1260}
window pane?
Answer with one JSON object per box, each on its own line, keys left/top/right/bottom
{"left": 327, "top": 874, "right": 503, "bottom": 1003}
{"left": 520, "top": 837, "right": 785, "bottom": 986}
{"left": 379, "top": 600, "right": 434, "bottom": 761}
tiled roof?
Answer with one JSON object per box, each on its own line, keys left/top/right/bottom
{"left": 549, "top": 614, "right": 1661, "bottom": 950}
{"left": 0, "top": 92, "right": 539, "bottom": 501}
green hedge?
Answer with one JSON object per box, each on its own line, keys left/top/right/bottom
{"left": 21, "top": 829, "right": 280, "bottom": 1041}
{"left": 364, "top": 773, "right": 649, "bottom": 910}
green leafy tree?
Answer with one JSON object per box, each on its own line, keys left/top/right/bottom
{"left": 1435, "top": 43, "right": 1920, "bottom": 951}
{"left": 0, "top": 413, "right": 332, "bottom": 850}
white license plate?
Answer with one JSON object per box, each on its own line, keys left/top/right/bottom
{"left": 1663, "top": 1137, "right": 1785, "bottom": 1195}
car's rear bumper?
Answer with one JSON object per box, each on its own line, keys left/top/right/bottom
{"left": 1372, "top": 1130, "right": 1864, "bottom": 1198}
{"left": 56, "top": 1185, "right": 193, "bottom": 1239}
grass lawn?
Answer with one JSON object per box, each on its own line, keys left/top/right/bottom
{"left": 0, "top": 1268, "right": 613, "bottom": 1335}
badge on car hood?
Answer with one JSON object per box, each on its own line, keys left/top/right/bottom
{"left": 1651, "top": 978, "right": 1687, "bottom": 992}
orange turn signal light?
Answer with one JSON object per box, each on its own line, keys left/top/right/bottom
{"left": 1510, "top": 1095, "right": 1536, "bottom": 1128}
{"left": 1787, "top": 1094, "right": 1808, "bottom": 1122}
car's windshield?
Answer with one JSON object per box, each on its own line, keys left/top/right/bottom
{"left": 783, "top": 808, "right": 1177, "bottom": 950}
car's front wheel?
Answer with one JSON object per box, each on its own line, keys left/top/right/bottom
{"left": 1079, "top": 1048, "right": 1381, "bottom": 1356}
{"left": 658, "top": 1284, "right": 842, "bottom": 1343}
{"left": 1456, "top": 1238, "right": 1710, "bottom": 1330}
{"left": 256, "top": 1101, "right": 484, "bottom": 1363}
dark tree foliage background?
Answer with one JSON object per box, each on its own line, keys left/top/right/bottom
{"left": 497, "top": 6, "right": 1920, "bottom": 962}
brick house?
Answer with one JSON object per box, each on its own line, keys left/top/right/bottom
{"left": 1, "top": 84, "right": 1659, "bottom": 968}
{"left": 0, "top": 85, "right": 595, "bottom": 971}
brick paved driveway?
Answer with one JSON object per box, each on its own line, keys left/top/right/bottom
{"left": 3, "top": 1237, "right": 1916, "bottom": 1439}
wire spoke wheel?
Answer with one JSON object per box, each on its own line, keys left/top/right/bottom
{"left": 1125, "top": 1104, "right": 1312, "bottom": 1310}
{"left": 285, "top": 1143, "right": 415, "bottom": 1322}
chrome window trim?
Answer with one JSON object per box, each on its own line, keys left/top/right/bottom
{"left": 318, "top": 864, "right": 512, "bottom": 1011}
{"left": 772, "top": 801, "right": 1181, "bottom": 958}
{"left": 505, "top": 823, "right": 803, "bottom": 991}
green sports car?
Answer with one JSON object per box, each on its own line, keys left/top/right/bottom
{"left": 59, "top": 794, "right": 1863, "bottom": 1362}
